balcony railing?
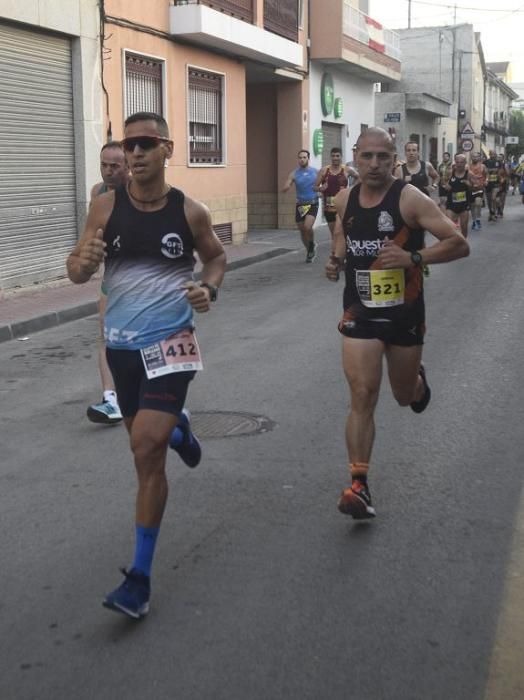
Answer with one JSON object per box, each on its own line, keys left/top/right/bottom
{"left": 264, "top": 0, "right": 298, "bottom": 43}
{"left": 343, "top": 1, "right": 400, "bottom": 62}
{"left": 173, "top": 0, "right": 254, "bottom": 23}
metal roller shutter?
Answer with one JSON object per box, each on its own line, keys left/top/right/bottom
{"left": 321, "top": 122, "right": 344, "bottom": 167}
{"left": 0, "top": 22, "right": 76, "bottom": 288}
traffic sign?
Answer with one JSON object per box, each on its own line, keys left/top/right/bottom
{"left": 461, "top": 139, "right": 473, "bottom": 152}
{"left": 460, "top": 121, "right": 475, "bottom": 136}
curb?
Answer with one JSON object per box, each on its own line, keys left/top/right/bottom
{"left": 0, "top": 247, "right": 293, "bottom": 344}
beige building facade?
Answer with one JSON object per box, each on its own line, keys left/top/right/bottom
{"left": 0, "top": 0, "right": 401, "bottom": 288}
{"left": 103, "top": 0, "right": 309, "bottom": 238}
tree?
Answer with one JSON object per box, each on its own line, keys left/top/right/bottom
{"left": 507, "top": 110, "right": 524, "bottom": 159}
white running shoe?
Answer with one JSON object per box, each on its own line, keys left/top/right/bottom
{"left": 87, "top": 400, "right": 123, "bottom": 425}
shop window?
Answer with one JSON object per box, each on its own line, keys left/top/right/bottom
{"left": 188, "top": 67, "right": 224, "bottom": 165}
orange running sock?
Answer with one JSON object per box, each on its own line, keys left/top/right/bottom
{"left": 350, "top": 462, "right": 369, "bottom": 485}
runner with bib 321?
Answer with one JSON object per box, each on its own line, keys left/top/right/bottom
{"left": 325, "top": 127, "right": 469, "bottom": 521}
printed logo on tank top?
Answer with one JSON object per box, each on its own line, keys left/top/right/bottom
{"left": 161, "top": 233, "right": 184, "bottom": 259}
{"left": 377, "top": 211, "right": 395, "bottom": 232}
{"left": 346, "top": 238, "right": 384, "bottom": 256}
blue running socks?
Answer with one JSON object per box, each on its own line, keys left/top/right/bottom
{"left": 170, "top": 426, "right": 184, "bottom": 447}
{"left": 132, "top": 525, "right": 160, "bottom": 577}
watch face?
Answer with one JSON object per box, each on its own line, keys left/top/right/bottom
{"left": 411, "top": 252, "right": 422, "bottom": 265}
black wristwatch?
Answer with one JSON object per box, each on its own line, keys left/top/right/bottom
{"left": 410, "top": 251, "right": 423, "bottom": 267}
{"left": 200, "top": 282, "right": 218, "bottom": 302}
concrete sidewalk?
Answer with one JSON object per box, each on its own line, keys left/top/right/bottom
{"left": 0, "top": 228, "right": 302, "bottom": 343}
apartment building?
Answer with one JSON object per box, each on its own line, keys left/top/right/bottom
{"left": 376, "top": 24, "right": 485, "bottom": 162}
{"left": 0, "top": 0, "right": 403, "bottom": 288}
{"left": 483, "top": 67, "right": 518, "bottom": 153}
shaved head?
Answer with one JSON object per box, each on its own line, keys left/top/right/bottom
{"left": 356, "top": 127, "right": 396, "bottom": 153}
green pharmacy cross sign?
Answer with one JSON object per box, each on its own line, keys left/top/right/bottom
{"left": 334, "top": 97, "right": 344, "bottom": 119}
{"left": 321, "top": 73, "right": 335, "bottom": 116}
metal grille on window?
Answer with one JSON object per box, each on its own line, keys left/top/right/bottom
{"left": 125, "top": 54, "right": 163, "bottom": 117}
{"left": 188, "top": 69, "right": 223, "bottom": 164}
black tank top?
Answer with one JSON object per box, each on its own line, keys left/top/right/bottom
{"left": 104, "top": 186, "right": 195, "bottom": 265}
{"left": 401, "top": 161, "right": 429, "bottom": 192}
{"left": 448, "top": 170, "right": 469, "bottom": 200}
{"left": 342, "top": 179, "right": 425, "bottom": 324}
{"left": 102, "top": 186, "right": 196, "bottom": 350}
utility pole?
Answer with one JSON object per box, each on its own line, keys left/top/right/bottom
{"left": 408, "top": 0, "right": 412, "bottom": 28}
{"left": 454, "top": 4, "right": 457, "bottom": 24}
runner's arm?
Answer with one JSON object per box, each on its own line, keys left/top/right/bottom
{"left": 66, "top": 195, "right": 112, "bottom": 284}
{"left": 89, "top": 183, "right": 100, "bottom": 207}
{"left": 282, "top": 171, "right": 295, "bottom": 193}
{"left": 399, "top": 187, "right": 469, "bottom": 265}
{"left": 427, "top": 162, "right": 439, "bottom": 187}
{"left": 185, "top": 199, "right": 226, "bottom": 311}
{"left": 346, "top": 165, "right": 359, "bottom": 182}
{"left": 314, "top": 167, "right": 327, "bottom": 192}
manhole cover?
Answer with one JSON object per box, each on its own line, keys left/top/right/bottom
{"left": 191, "top": 411, "right": 275, "bottom": 438}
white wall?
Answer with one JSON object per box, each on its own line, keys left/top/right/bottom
{"left": 309, "top": 62, "right": 375, "bottom": 169}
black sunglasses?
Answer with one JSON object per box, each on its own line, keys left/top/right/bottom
{"left": 121, "top": 136, "right": 170, "bottom": 152}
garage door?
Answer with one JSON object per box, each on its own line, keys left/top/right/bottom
{"left": 0, "top": 22, "right": 76, "bottom": 288}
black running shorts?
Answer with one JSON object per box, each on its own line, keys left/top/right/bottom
{"left": 295, "top": 202, "right": 319, "bottom": 223}
{"left": 338, "top": 317, "right": 425, "bottom": 346}
{"left": 106, "top": 348, "right": 195, "bottom": 418}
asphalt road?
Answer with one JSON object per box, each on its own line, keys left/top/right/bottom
{"left": 1, "top": 198, "right": 524, "bottom": 700}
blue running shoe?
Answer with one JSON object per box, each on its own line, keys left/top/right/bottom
{"left": 103, "top": 568, "right": 150, "bottom": 619}
{"left": 169, "top": 409, "right": 202, "bottom": 468}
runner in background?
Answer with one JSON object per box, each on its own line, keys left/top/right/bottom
{"left": 282, "top": 150, "right": 319, "bottom": 263}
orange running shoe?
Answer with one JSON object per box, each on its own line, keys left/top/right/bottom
{"left": 338, "top": 481, "right": 376, "bottom": 519}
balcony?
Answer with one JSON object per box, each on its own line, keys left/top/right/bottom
{"left": 170, "top": 0, "right": 303, "bottom": 68}
{"left": 310, "top": 0, "right": 401, "bottom": 83}
{"left": 405, "top": 93, "right": 450, "bottom": 117}
{"left": 484, "top": 118, "right": 509, "bottom": 136}
{"left": 173, "top": 0, "right": 254, "bottom": 22}
{"left": 264, "top": 0, "right": 298, "bottom": 43}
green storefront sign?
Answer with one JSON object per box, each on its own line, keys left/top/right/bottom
{"left": 313, "top": 129, "right": 324, "bottom": 156}
{"left": 321, "top": 73, "right": 334, "bottom": 117}
{"left": 334, "top": 97, "right": 344, "bottom": 119}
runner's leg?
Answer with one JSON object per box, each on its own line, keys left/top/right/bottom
{"left": 297, "top": 221, "right": 310, "bottom": 250}
{"left": 459, "top": 210, "right": 469, "bottom": 238}
{"left": 342, "top": 337, "right": 384, "bottom": 462}
{"left": 385, "top": 344, "right": 424, "bottom": 406}
{"left": 129, "top": 409, "right": 179, "bottom": 527}
{"left": 98, "top": 294, "right": 116, "bottom": 393}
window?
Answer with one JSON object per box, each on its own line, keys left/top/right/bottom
{"left": 188, "top": 68, "right": 224, "bottom": 165}
{"left": 125, "top": 53, "right": 164, "bottom": 117}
